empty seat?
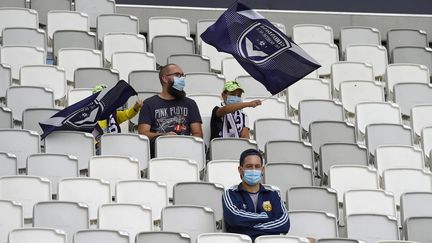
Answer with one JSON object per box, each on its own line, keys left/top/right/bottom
{"left": 152, "top": 35, "right": 195, "bottom": 66}
{"left": 329, "top": 165, "right": 379, "bottom": 202}
{"left": 0, "top": 0, "right": 25, "bottom": 8}
{"left": 387, "top": 29, "right": 428, "bottom": 57}
{"left": 222, "top": 57, "right": 249, "bottom": 81}
{"left": 168, "top": 54, "right": 210, "bottom": 73}
{"left": 29, "top": 0, "right": 71, "bottom": 25}
{"left": 0, "top": 64, "right": 11, "bottom": 101}
{"left": 254, "top": 118, "right": 300, "bottom": 151}
{"left": 309, "top": 121, "right": 356, "bottom": 155}
{"left": 201, "top": 42, "right": 231, "bottom": 72}
{"left": 57, "top": 48, "right": 103, "bottom": 82}
{"left": 0, "top": 175, "right": 50, "bottom": 219}
{"left": 184, "top": 72, "right": 225, "bottom": 96}
{"left": 316, "top": 239, "right": 364, "bottom": 243}
{"left": 400, "top": 192, "right": 432, "bottom": 230}
{"left": 20, "top": 65, "right": 67, "bottom": 101}
{"left": 47, "top": 10, "right": 89, "bottom": 42}
{"left": 206, "top": 160, "right": 240, "bottom": 189}
{"left": 394, "top": 83, "right": 432, "bottom": 118}
{"left": 255, "top": 234, "right": 310, "bottom": 243}
{"left": 161, "top": 205, "right": 215, "bottom": 243}
{"left": 264, "top": 163, "right": 314, "bottom": 196}
{"left": 392, "top": 47, "right": 432, "bottom": 75}
{"left": 288, "top": 210, "right": 338, "bottom": 239}
{"left": 0, "top": 129, "right": 40, "bottom": 169}
{"left": 422, "top": 127, "right": 432, "bottom": 163}
{"left": 2, "top": 27, "right": 47, "bottom": 52}
{"left": 128, "top": 70, "right": 160, "bottom": 92}
{"left": 74, "top": 0, "right": 116, "bottom": 28}
{"left": 58, "top": 177, "right": 110, "bottom": 220}
{"left": 197, "top": 233, "right": 252, "bottom": 243}
{"left": 0, "top": 8, "right": 38, "bottom": 38}
{"left": 235, "top": 76, "right": 271, "bottom": 97}
{"left": 45, "top": 131, "right": 94, "bottom": 171}
{"left": 411, "top": 105, "right": 432, "bottom": 144}
{"left": 111, "top": 51, "right": 155, "bottom": 81}
{"left": 8, "top": 227, "right": 67, "bottom": 243}
{"left": 346, "top": 214, "right": 399, "bottom": 243}
{"left": 103, "top": 33, "right": 147, "bottom": 65}
{"left": 73, "top": 229, "right": 129, "bottom": 243}
{"left": 243, "top": 97, "right": 287, "bottom": 129}
{"left": 74, "top": 67, "right": 119, "bottom": 89}
{"left": 148, "top": 17, "right": 190, "bottom": 49}
{"left": 27, "top": 153, "right": 78, "bottom": 195}
{"left": 0, "top": 152, "right": 17, "bottom": 176}
{"left": 344, "top": 189, "right": 397, "bottom": 218}
{"left": 330, "top": 61, "right": 374, "bottom": 97}
{"left": 189, "top": 94, "right": 222, "bottom": 146}
{"left": 210, "top": 138, "right": 257, "bottom": 161}
{"left": 116, "top": 179, "right": 168, "bottom": 223}
{"left": 340, "top": 80, "right": 385, "bottom": 116}
{"left": 53, "top": 30, "right": 97, "bottom": 59}
{"left": 1, "top": 45, "right": 45, "bottom": 80}
{"left": 97, "top": 14, "right": 139, "bottom": 45}
{"left": 33, "top": 201, "right": 89, "bottom": 243}
{"left": 298, "top": 43, "right": 339, "bottom": 77}
{"left": 0, "top": 107, "right": 12, "bottom": 129}
{"left": 265, "top": 140, "right": 314, "bottom": 168}
{"left": 385, "top": 64, "right": 430, "bottom": 101}
{"left": 68, "top": 88, "right": 92, "bottom": 105}
{"left": 293, "top": 24, "right": 334, "bottom": 44}
{"left": 405, "top": 216, "right": 432, "bottom": 243}
{"left": 345, "top": 44, "right": 388, "bottom": 79}
{"left": 340, "top": 26, "right": 381, "bottom": 55}
{"left": 0, "top": 200, "right": 23, "bottom": 243}
{"left": 136, "top": 231, "right": 191, "bottom": 243}
{"left": 287, "top": 78, "right": 331, "bottom": 116}
{"left": 287, "top": 186, "right": 338, "bottom": 217}
{"left": 376, "top": 145, "right": 424, "bottom": 177}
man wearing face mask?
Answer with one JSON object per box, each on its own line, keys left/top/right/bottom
{"left": 138, "top": 64, "right": 203, "bottom": 157}
{"left": 222, "top": 149, "right": 290, "bottom": 241}
{"left": 210, "top": 81, "right": 261, "bottom": 140}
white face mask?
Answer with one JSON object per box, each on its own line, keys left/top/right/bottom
{"left": 226, "top": 95, "right": 242, "bottom": 105}
{"left": 172, "top": 76, "right": 186, "bottom": 91}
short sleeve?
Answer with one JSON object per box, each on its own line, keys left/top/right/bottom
{"left": 138, "top": 102, "right": 152, "bottom": 125}
{"left": 188, "top": 98, "right": 202, "bottom": 124}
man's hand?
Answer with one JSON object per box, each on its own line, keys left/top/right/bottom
{"left": 165, "top": 131, "right": 177, "bottom": 135}
{"left": 247, "top": 99, "right": 262, "bottom": 108}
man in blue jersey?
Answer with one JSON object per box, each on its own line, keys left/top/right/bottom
{"left": 222, "top": 148, "right": 290, "bottom": 241}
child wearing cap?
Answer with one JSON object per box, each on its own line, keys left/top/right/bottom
{"left": 210, "top": 81, "right": 261, "bottom": 140}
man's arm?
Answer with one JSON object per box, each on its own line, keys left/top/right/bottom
{"left": 190, "top": 122, "right": 203, "bottom": 138}
{"left": 252, "top": 192, "right": 290, "bottom": 234}
{"left": 138, "top": 123, "right": 176, "bottom": 140}
{"left": 216, "top": 100, "right": 261, "bottom": 118}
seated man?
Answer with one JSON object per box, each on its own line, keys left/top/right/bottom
{"left": 138, "top": 64, "right": 203, "bottom": 156}
{"left": 210, "top": 81, "right": 261, "bottom": 140}
{"left": 222, "top": 148, "right": 290, "bottom": 241}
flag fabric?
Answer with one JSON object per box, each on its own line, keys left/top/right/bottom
{"left": 201, "top": 1, "right": 321, "bottom": 95}
{"left": 39, "top": 80, "right": 137, "bottom": 139}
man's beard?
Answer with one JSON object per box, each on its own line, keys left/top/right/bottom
{"left": 168, "top": 84, "right": 186, "bottom": 99}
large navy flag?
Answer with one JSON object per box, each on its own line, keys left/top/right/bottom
{"left": 39, "top": 80, "right": 137, "bottom": 139}
{"left": 201, "top": 1, "right": 321, "bottom": 95}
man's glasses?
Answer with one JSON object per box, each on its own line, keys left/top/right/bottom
{"left": 165, "top": 72, "right": 186, "bottom": 78}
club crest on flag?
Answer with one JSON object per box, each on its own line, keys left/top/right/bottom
{"left": 238, "top": 23, "right": 292, "bottom": 64}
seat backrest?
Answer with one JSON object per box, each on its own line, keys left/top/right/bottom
{"left": 298, "top": 43, "right": 339, "bottom": 76}
{"left": 411, "top": 105, "right": 432, "bottom": 142}
{"left": 222, "top": 57, "right": 249, "bottom": 81}
{"left": 0, "top": 152, "right": 17, "bottom": 176}
{"left": 400, "top": 192, "right": 432, "bottom": 228}
{"left": 2, "top": 27, "right": 47, "bottom": 52}
{"left": 394, "top": 83, "right": 432, "bottom": 117}
{"left": 103, "top": 33, "right": 147, "bottom": 64}
{"left": 345, "top": 44, "right": 388, "bottom": 78}
{"left": 168, "top": 54, "right": 210, "bottom": 73}
{"left": 184, "top": 72, "right": 225, "bottom": 96}
{"left": 111, "top": 51, "right": 155, "bottom": 80}
{"left": 29, "top": 0, "right": 71, "bottom": 25}
{"left": 97, "top": 14, "right": 139, "bottom": 44}
{"left": 74, "top": 0, "right": 116, "bottom": 28}
{"left": 331, "top": 61, "right": 374, "bottom": 97}
{"left": 57, "top": 48, "right": 103, "bottom": 81}
{"left": 0, "top": 107, "right": 12, "bottom": 129}
{"left": 405, "top": 216, "right": 432, "bottom": 243}
{"left": 287, "top": 78, "right": 331, "bottom": 113}
{"left": 148, "top": 17, "right": 190, "bottom": 48}
{"left": 287, "top": 186, "right": 338, "bottom": 218}
{"left": 383, "top": 168, "right": 432, "bottom": 203}
{"left": 365, "top": 123, "right": 413, "bottom": 158}
{"left": 201, "top": 41, "right": 231, "bottom": 72}
{"left": 210, "top": 138, "right": 257, "bottom": 161}
{"left": 0, "top": 8, "right": 38, "bottom": 38}
{"left": 53, "top": 30, "right": 96, "bottom": 59}
{"left": 243, "top": 97, "right": 287, "bottom": 129}
{"left": 22, "top": 108, "right": 60, "bottom": 135}
{"left": 320, "top": 143, "right": 368, "bottom": 178}
{"left": 73, "top": 229, "right": 129, "bottom": 243}
{"left": 346, "top": 214, "right": 399, "bottom": 243}
{"left": 254, "top": 118, "right": 300, "bottom": 151}
{"left": 340, "top": 26, "right": 381, "bottom": 55}
{"left": 197, "top": 233, "right": 252, "bottom": 243}
{"left": 128, "top": 70, "right": 160, "bottom": 92}
{"left": 299, "top": 99, "right": 344, "bottom": 135}
{"left": 0, "top": 129, "right": 40, "bottom": 169}
{"left": 74, "top": 67, "right": 119, "bottom": 89}
{"left": 264, "top": 163, "right": 314, "bottom": 196}
{"left": 1, "top": 45, "right": 46, "bottom": 80}
{"left": 0, "top": 200, "right": 23, "bottom": 243}
{"left": 344, "top": 189, "right": 397, "bottom": 218}
{"left": 235, "top": 76, "right": 272, "bottom": 97}
{"left": 206, "top": 160, "right": 240, "bottom": 189}
{"left": 255, "top": 235, "right": 310, "bottom": 243}
{"left": 20, "top": 65, "right": 67, "bottom": 101}
{"left": 8, "top": 227, "right": 67, "bottom": 243}
{"left": 340, "top": 80, "right": 385, "bottom": 115}
{"left": 67, "top": 88, "right": 93, "bottom": 106}
{"left": 47, "top": 10, "right": 89, "bottom": 40}
{"left": 392, "top": 47, "right": 432, "bottom": 75}
{"left": 387, "top": 29, "right": 428, "bottom": 55}
{"left": 136, "top": 231, "right": 191, "bottom": 243}
{"left": 152, "top": 35, "right": 195, "bottom": 66}
{"left": 310, "top": 121, "right": 356, "bottom": 154}
{"left": 288, "top": 210, "right": 338, "bottom": 239}
{"left": 385, "top": 64, "right": 430, "bottom": 100}
{"left": 293, "top": 24, "right": 334, "bottom": 44}
{"left": 376, "top": 145, "right": 424, "bottom": 176}
{"left": 0, "top": 63, "right": 12, "bottom": 100}
{"left": 265, "top": 140, "right": 314, "bottom": 168}
{"left": 422, "top": 126, "right": 432, "bottom": 162}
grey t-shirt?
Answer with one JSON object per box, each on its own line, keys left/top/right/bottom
{"left": 248, "top": 192, "right": 260, "bottom": 212}
{"left": 138, "top": 95, "right": 202, "bottom": 135}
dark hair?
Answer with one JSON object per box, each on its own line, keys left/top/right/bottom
{"left": 239, "top": 148, "right": 263, "bottom": 166}
{"left": 158, "top": 63, "right": 177, "bottom": 84}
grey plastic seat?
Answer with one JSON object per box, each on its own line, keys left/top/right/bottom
{"left": 0, "top": 8, "right": 38, "bottom": 38}
{"left": 0, "top": 200, "right": 23, "bottom": 243}
{"left": 330, "top": 61, "right": 374, "bottom": 98}
{"left": 74, "top": 229, "right": 129, "bottom": 243}
{"left": 400, "top": 192, "right": 432, "bottom": 229}
{"left": 0, "top": 0, "right": 25, "bottom": 7}
{"left": 198, "top": 233, "right": 252, "bottom": 243}
{"left": 128, "top": 70, "right": 160, "bottom": 92}
{"left": 264, "top": 163, "right": 314, "bottom": 196}
{"left": 152, "top": 35, "right": 195, "bottom": 66}
{"left": 210, "top": 138, "right": 258, "bottom": 163}
{"left": 254, "top": 118, "right": 301, "bottom": 151}
{"left": 97, "top": 14, "right": 139, "bottom": 45}
{"left": 136, "top": 231, "right": 191, "bottom": 243}
{"left": 0, "top": 107, "right": 13, "bottom": 128}
{"left": 365, "top": 123, "right": 412, "bottom": 159}
{"left": 344, "top": 189, "right": 397, "bottom": 218}
{"left": 394, "top": 83, "right": 432, "bottom": 118}
{"left": 205, "top": 160, "right": 240, "bottom": 190}
{"left": 2, "top": 27, "right": 47, "bottom": 51}
{"left": 309, "top": 121, "right": 356, "bottom": 154}
{"left": 265, "top": 140, "right": 314, "bottom": 168}
{"left": 287, "top": 186, "right": 338, "bottom": 218}
{"left": 316, "top": 239, "right": 364, "bottom": 243}
{"left": 29, "top": 0, "right": 71, "bottom": 25}
{"left": 74, "top": 0, "right": 116, "bottom": 28}
{"left": 0, "top": 152, "right": 17, "bottom": 176}
{"left": 22, "top": 108, "right": 60, "bottom": 135}
{"left": 387, "top": 29, "right": 428, "bottom": 58}
{"left": 168, "top": 54, "right": 210, "bottom": 73}
{"left": 405, "top": 216, "right": 432, "bottom": 242}
{"left": 392, "top": 47, "right": 432, "bottom": 77}
{"left": 8, "top": 227, "right": 67, "bottom": 243}
{"left": 184, "top": 72, "right": 225, "bottom": 96}
{"left": 375, "top": 145, "right": 424, "bottom": 177}
{"left": 74, "top": 67, "right": 119, "bottom": 89}
{"left": 0, "top": 63, "right": 11, "bottom": 101}
{"left": 385, "top": 64, "right": 430, "bottom": 101}
{"left": 340, "top": 26, "right": 381, "bottom": 55}
{"left": 53, "top": 30, "right": 97, "bottom": 60}
{"left": 288, "top": 210, "right": 338, "bottom": 239}
{"left": 0, "top": 129, "right": 40, "bottom": 170}
{"left": 346, "top": 214, "right": 399, "bottom": 243}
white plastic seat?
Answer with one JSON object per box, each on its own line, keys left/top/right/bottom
{"left": 288, "top": 210, "right": 338, "bottom": 239}
{"left": 27, "top": 153, "right": 78, "bottom": 195}
{"left": 344, "top": 189, "right": 397, "bottom": 218}
{"left": 201, "top": 42, "right": 231, "bottom": 72}
{"left": 20, "top": 65, "right": 67, "bottom": 101}
{"left": 264, "top": 163, "right": 314, "bottom": 196}
{"left": 243, "top": 97, "right": 287, "bottom": 130}
{"left": 0, "top": 64, "right": 11, "bottom": 101}
{"left": 103, "top": 33, "right": 147, "bottom": 65}
{"left": 387, "top": 29, "right": 428, "bottom": 56}
{"left": 152, "top": 35, "right": 195, "bottom": 66}
{"left": 287, "top": 78, "right": 331, "bottom": 115}
{"left": 316, "top": 239, "right": 364, "bottom": 243}
{"left": 340, "top": 26, "right": 381, "bottom": 54}
{"left": 30, "top": 0, "right": 71, "bottom": 25}
{"left": 392, "top": 47, "right": 432, "bottom": 76}
{"left": 33, "top": 201, "right": 89, "bottom": 243}
{"left": 100, "top": 133, "right": 150, "bottom": 172}
{"left": 309, "top": 121, "right": 356, "bottom": 154}
{"left": 97, "top": 14, "right": 139, "bottom": 45}
{"left": 287, "top": 186, "right": 338, "bottom": 218}
{"left": 330, "top": 61, "right": 374, "bottom": 97}
{"left": 197, "top": 233, "right": 251, "bottom": 243}
{"left": 47, "top": 10, "right": 89, "bottom": 41}
{"left": 74, "top": 229, "right": 129, "bottom": 243}
{"left": 184, "top": 73, "right": 225, "bottom": 96}
{"left": 0, "top": 107, "right": 12, "bottom": 129}
{"left": 0, "top": 8, "right": 38, "bottom": 38}
{"left": 255, "top": 235, "right": 310, "bottom": 243}
{"left": 196, "top": 19, "right": 215, "bottom": 49}
{"left": 2, "top": 27, "right": 47, "bottom": 52}
{"left": 136, "top": 231, "right": 191, "bottom": 243}
{"left": 205, "top": 160, "right": 240, "bottom": 189}
{"left": 355, "top": 102, "right": 402, "bottom": 142}
{"left": 45, "top": 131, "right": 94, "bottom": 172}
{"left": 0, "top": 175, "right": 50, "bottom": 219}
{"left": 57, "top": 48, "right": 103, "bottom": 82}
{"left": 0, "top": 200, "right": 22, "bottom": 243}
{"left": 58, "top": 177, "right": 111, "bottom": 220}
{"left": 0, "top": 129, "right": 40, "bottom": 170}
{"left": 383, "top": 168, "right": 432, "bottom": 203}
{"left": 116, "top": 179, "right": 168, "bottom": 223}
{"left": 74, "top": 67, "right": 120, "bottom": 89}
{"left": 394, "top": 83, "right": 432, "bottom": 118}
{"left": 148, "top": 17, "right": 190, "bottom": 49}
{"left": 89, "top": 155, "right": 140, "bottom": 196}
{"left": 155, "top": 135, "right": 206, "bottom": 172}
{"left": 340, "top": 80, "right": 385, "bottom": 115}
{"left": 400, "top": 192, "right": 432, "bottom": 231}
{"left": 411, "top": 105, "right": 432, "bottom": 144}
{"left": 52, "top": 30, "right": 97, "bottom": 60}
{"left": 298, "top": 43, "right": 339, "bottom": 77}
{"left": 0, "top": 152, "right": 16, "bottom": 176}
{"left": 265, "top": 140, "right": 314, "bottom": 168}
{"left": 22, "top": 108, "right": 60, "bottom": 135}
{"left": 254, "top": 118, "right": 301, "bottom": 151}
{"left": 161, "top": 205, "right": 215, "bottom": 243}
{"left": 329, "top": 165, "right": 379, "bottom": 203}
{"left": 293, "top": 24, "right": 334, "bottom": 44}
{"left": 421, "top": 127, "right": 432, "bottom": 163}
{"left": 128, "top": 70, "right": 160, "bottom": 92}
{"left": 376, "top": 145, "right": 424, "bottom": 177}
{"left": 221, "top": 57, "right": 249, "bottom": 81}
{"left": 111, "top": 51, "right": 155, "bottom": 81}
{"left": 0, "top": 45, "right": 45, "bottom": 80}
{"left": 74, "top": 0, "right": 115, "bottom": 28}
{"left": 405, "top": 216, "right": 432, "bottom": 243}
{"left": 148, "top": 158, "right": 199, "bottom": 199}
{"left": 235, "top": 76, "right": 272, "bottom": 97}
{"left": 168, "top": 54, "right": 210, "bottom": 73}
{"left": 67, "top": 88, "right": 93, "bottom": 105}
{"left": 8, "top": 228, "right": 67, "bottom": 243}
{"left": 346, "top": 214, "right": 399, "bottom": 243}
{"left": 385, "top": 64, "right": 430, "bottom": 101}
{"left": 210, "top": 138, "right": 257, "bottom": 161}
{"left": 345, "top": 44, "right": 388, "bottom": 79}
{"left": 98, "top": 203, "right": 152, "bottom": 243}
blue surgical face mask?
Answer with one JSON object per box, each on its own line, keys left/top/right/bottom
{"left": 243, "top": 169, "right": 262, "bottom": 186}
{"left": 172, "top": 76, "right": 186, "bottom": 91}
{"left": 226, "top": 95, "right": 242, "bottom": 105}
